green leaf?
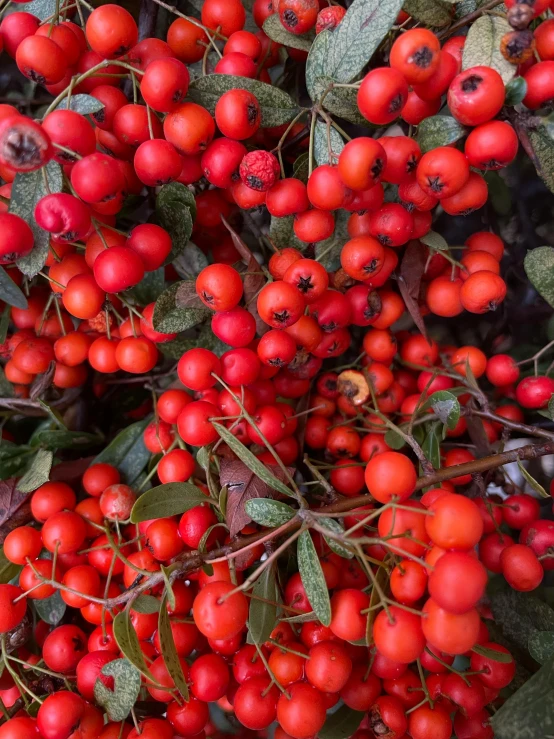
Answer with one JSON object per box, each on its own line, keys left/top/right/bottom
{"left": 247, "top": 564, "right": 278, "bottom": 646}
{"left": 152, "top": 282, "right": 208, "bottom": 334}
{"left": 244, "top": 499, "right": 296, "bottom": 527}
{"left": 306, "top": 30, "right": 332, "bottom": 102}
{"left": 188, "top": 75, "right": 299, "bottom": 127}
{"left": 462, "top": 15, "right": 515, "bottom": 84}
{"left": 318, "top": 78, "right": 367, "bottom": 126}
{"left": 213, "top": 422, "right": 294, "bottom": 498}
{"left": 158, "top": 593, "right": 189, "bottom": 700}
{"left": 94, "top": 659, "right": 141, "bottom": 722}
{"left": 524, "top": 247, "right": 554, "bottom": 309}
{"left": 0, "top": 548, "right": 22, "bottom": 585}
{"left": 505, "top": 77, "right": 527, "bottom": 107}
{"left": 55, "top": 94, "right": 105, "bottom": 115}
{"left": 131, "top": 482, "right": 208, "bottom": 523}
{"left": 161, "top": 564, "right": 177, "bottom": 611}
{"left": 18, "top": 0, "right": 56, "bottom": 20}
{"left": 0, "top": 306, "right": 9, "bottom": 345}
{"left": 10, "top": 161, "right": 63, "bottom": 277}
{"left": 402, "top": 0, "right": 454, "bottom": 27}
{"left": 419, "top": 230, "right": 448, "bottom": 252}
{"left": 156, "top": 183, "right": 196, "bottom": 262}
{"left": 173, "top": 243, "right": 209, "bottom": 278}
{"left": 113, "top": 611, "right": 154, "bottom": 680}
{"left": 159, "top": 335, "right": 197, "bottom": 359}
{"left": 318, "top": 704, "right": 365, "bottom": 739}
{"left": 417, "top": 116, "right": 468, "bottom": 154}
{"left": 32, "top": 429, "right": 103, "bottom": 450}
{"left": 314, "top": 120, "right": 345, "bottom": 166}
{"left": 527, "top": 122, "right": 554, "bottom": 196}
{"left": 263, "top": 14, "right": 314, "bottom": 51}
{"left": 324, "top": 0, "right": 405, "bottom": 84}
{"left": 0, "top": 267, "right": 28, "bottom": 310}
{"left": 484, "top": 171, "right": 512, "bottom": 216}
{"left": 270, "top": 215, "right": 295, "bottom": 247}
{"left": 472, "top": 643, "right": 514, "bottom": 664}
{"left": 93, "top": 419, "right": 150, "bottom": 485}
{"left": 16, "top": 449, "right": 53, "bottom": 493}
{"left": 318, "top": 517, "right": 354, "bottom": 559}
{"left": 131, "top": 595, "right": 161, "bottom": 614}
{"left": 293, "top": 153, "right": 310, "bottom": 184}
{"left": 297, "top": 530, "right": 331, "bottom": 627}
{"left": 126, "top": 268, "right": 165, "bottom": 306}
{"left": 490, "top": 589, "right": 554, "bottom": 654}
{"left": 421, "top": 422, "right": 441, "bottom": 473}
{"left": 0, "top": 366, "right": 14, "bottom": 399}
{"left": 528, "top": 631, "right": 554, "bottom": 665}
{"left": 314, "top": 208, "right": 349, "bottom": 271}
{"left": 490, "top": 655, "right": 554, "bottom": 739}
{"left": 517, "top": 459, "right": 548, "bottom": 498}
{"left": 422, "top": 390, "right": 460, "bottom": 430}
{"left": 33, "top": 590, "right": 66, "bottom": 625}
{"left": 384, "top": 428, "right": 406, "bottom": 450}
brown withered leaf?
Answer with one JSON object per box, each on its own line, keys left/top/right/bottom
{"left": 30, "top": 361, "right": 55, "bottom": 400}
{"left": 174, "top": 281, "right": 206, "bottom": 310}
{"left": 0, "top": 478, "right": 32, "bottom": 544}
{"left": 398, "top": 240, "right": 428, "bottom": 340}
{"left": 220, "top": 458, "right": 293, "bottom": 537}
{"left": 221, "top": 217, "right": 268, "bottom": 337}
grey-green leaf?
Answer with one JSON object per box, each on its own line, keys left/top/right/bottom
{"left": 158, "top": 592, "right": 189, "bottom": 700}
{"left": 173, "top": 243, "right": 209, "bottom": 278}
{"left": 16, "top": 449, "right": 53, "bottom": 493}
{"left": 517, "top": 459, "right": 548, "bottom": 498}
{"left": 270, "top": 215, "right": 295, "bottom": 247}
{"left": 55, "top": 94, "right": 105, "bottom": 115}
{"left": 306, "top": 31, "right": 332, "bottom": 101}
{"left": 297, "top": 530, "right": 331, "bottom": 626}
{"left": 17, "top": 0, "right": 56, "bottom": 21}
{"left": 325, "top": 0, "right": 405, "bottom": 84}
{"left": 462, "top": 15, "right": 515, "bottom": 84}
{"left": 524, "top": 246, "right": 554, "bottom": 309}
{"left": 318, "top": 78, "right": 367, "bottom": 126}
{"left": 318, "top": 517, "right": 354, "bottom": 559}
{"left": 188, "top": 75, "right": 299, "bottom": 127}
{"left": 247, "top": 564, "right": 278, "bottom": 646}
{"left": 472, "top": 643, "right": 514, "bottom": 664}
{"left": 156, "top": 183, "right": 196, "bottom": 262}
{"left": 422, "top": 390, "right": 461, "bottom": 430}
{"left": 94, "top": 659, "right": 141, "bottom": 722}
{"left": 417, "top": 116, "right": 468, "bottom": 154}
{"left": 33, "top": 590, "right": 66, "bottom": 625}
{"left": 419, "top": 230, "right": 448, "bottom": 252}
{"left": 402, "top": 0, "right": 453, "bottom": 27}
{"left": 244, "top": 499, "right": 296, "bottom": 527}
{"left": 213, "top": 422, "right": 294, "bottom": 498}
{"left": 314, "top": 120, "right": 345, "bottom": 166}
{"left": 527, "top": 122, "right": 554, "bottom": 195}
{"left": 131, "top": 482, "right": 209, "bottom": 522}
{"left": 490, "top": 655, "right": 554, "bottom": 739}
{"left": 263, "top": 14, "right": 314, "bottom": 51}
{"left": 93, "top": 419, "right": 150, "bottom": 485}
{"left": 131, "top": 595, "right": 161, "bottom": 614}
{"left": 318, "top": 706, "right": 364, "bottom": 739}
{"left": 0, "top": 267, "right": 28, "bottom": 310}
{"left": 10, "top": 162, "right": 63, "bottom": 277}
{"left": 528, "top": 631, "right": 554, "bottom": 665}
{"left": 153, "top": 282, "right": 208, "bottom": 334}
{"left": 113, "top": 611, "right": 154, "bottom": 679}
{"left": 421, "top": 422, "right": 441, "bottom": 473}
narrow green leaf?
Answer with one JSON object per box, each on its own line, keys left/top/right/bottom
{"left": 263, "top": 14, "right": 314, "bottom": 51}
{"left": 517, "top": 459, "right": 548, "bottom": 498}
{"left": 213, "top": 422, "right": 294, "bottom": 498}
{"left": 247, "top": 564, "right": 278, "bottom": 646}
{"left": 0, "top": 548, "right": 22, "bottom": 585}
{"left": 293, "top": 153, "right": 310, "bottom": 184}
{"left": 161, "top": 564, "right": 177, "bottom": 611}
{"left": 158, "top": 592, "right": 189, "bottom": 701}
{"left": 318, "top": 517, "right": 354, "bottom": 559}
{"left": 0, "top": 307, "right": 9, "bottom": 345}
{"left": 0, "top": 267, "right": 28, "bottom": 310}
{"left": 524, "top": 247, "right": 554, "bottom": 309}
{"left": 324, "top": 0, "right": 405, "bottom": 84}
{"left": 417, "top": 116, "right": 468, "bottom": 154}
{"left": 472, "top": 643, "right": 514, "bottom": 664}
{"left": 131, "top": 595, "right": 161, "bottom": 614}
{"left": 422, "top": 391, "right": 461, "bottom": 430}
{"left": 33, "top": 590, "right": 66, "bottom": 625}
{"left": 188, "top": 75, "right": 299, "bottom": 127}
{"left": 402, "top": 0, "right": 453, "bottom": 27}
{"left": 244, "top": 499, "right": 296, "bottom": 528}
{"left": 94, "top": 659, "right": 141, "bottom": 722}
{"left": 32, "top": 429, "right": 102, "bottom": 450}
{"left": 419, "top": 230, "right": 448, "bottom": 252}
{"left": 462, "top": 15, "right": 515, "bottom": 84}
{"left": 131, "top": 482, "right": 209, "bottom": 522}
{"left": 113, "top": 611, "right": 154, "bottom": 680}
{"left": 297, "top": 530, "right": 331, "bottom": 626}
{"left": 318, "top": 704, "right": 365, "bottom": 739}
{"left": 0, "top": 366, "right": 14, "bottom": 399}
{"left": 16, "top": 449, "right": 53, "bottom": 493}
{"left": 384, "top": 429, "right": 406, "bottom": 450}
{"left": 421, "top": 422, "right": 441, "bottom": 473}
{"left": 93, "top": 419, "right": 150, "bottom": 485}
{"left": 528, "top": 631, "right": 554, "bottom": 665}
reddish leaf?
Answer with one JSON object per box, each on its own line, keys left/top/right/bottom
{"left": 221, "top": 216, "right": 268, "bottom": 337}
{"left": 29, "top": 361, "right": 55, "bottom": 400}
{"left": 0, "top": 478, "right": 32, "bottom": 545}
{"left": 398, "top": 240, "right": 428, "bottom": 340}
{"left": 50, "top": 457, "right": 94, "bottom": 485}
